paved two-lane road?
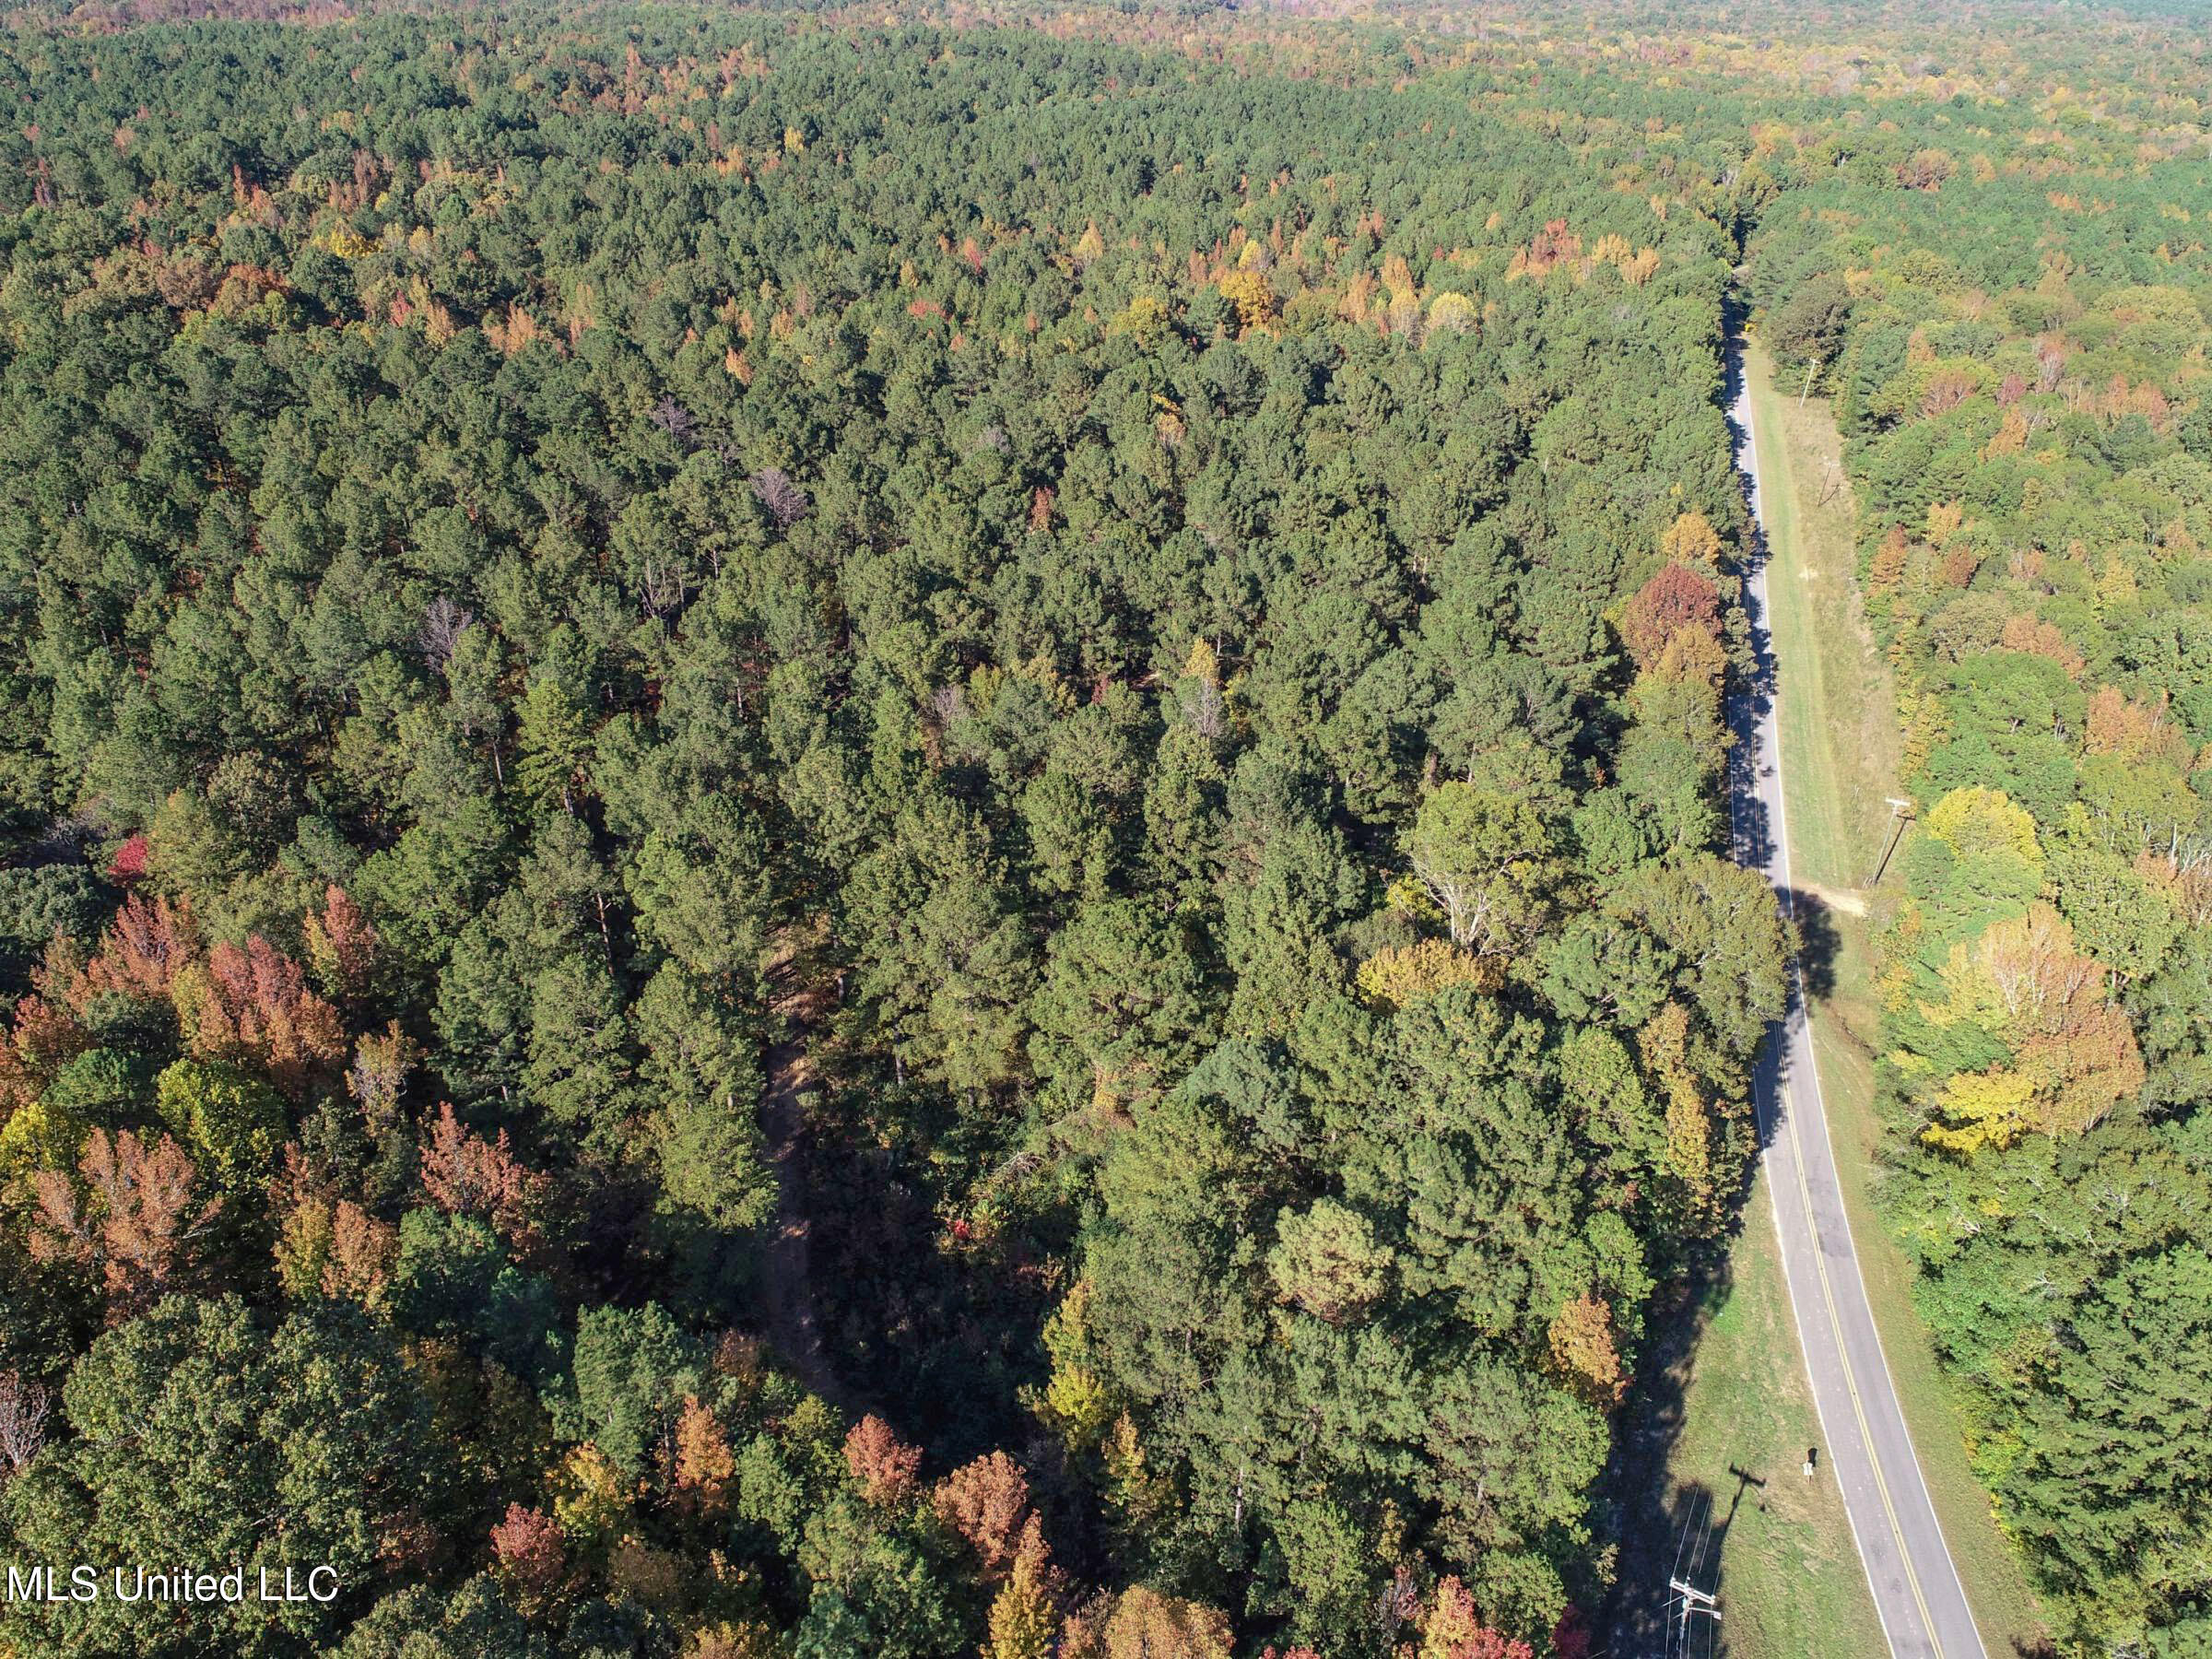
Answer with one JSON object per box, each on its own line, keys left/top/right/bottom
{"left": 1724, "top": 346, "right": 1986, "bottom": 1659}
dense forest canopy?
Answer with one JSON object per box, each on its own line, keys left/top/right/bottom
{"left": 0, "top": 0, "right": 2200, "bottom": 1655}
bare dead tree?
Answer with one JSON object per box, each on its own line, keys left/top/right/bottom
{"left": 1181, "top": 676, "right": 1226, "bottom": 741}
{"left": 0, "top": 1371, "right": 53, "bottom": 1478}
{"left": 419, "top": 594, "right": 474, "bottom": 671}
{"left": 2035, "top": 335, "right": 2066, "bottom": 394}
{"left": 650, "top": 394, "right": 696, "bottom": 447}
{"left": 750, "top": 465, "right": 810, "bottom": 529}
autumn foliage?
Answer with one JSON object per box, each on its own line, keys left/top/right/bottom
{"left": 1418, "top": 1576, "right": 1535, "bottom": 1659}
{"left": 6, "top": 7, "right": 2202, "bottom": 1654}
{"left": 843, "top": 1414, "right": 924, "bottom": 1505}
{"left": 672, "top": 1395, "right": 735, "bottom": 1514}
{"left": 302, "top": 884, "right": 380, "bottom": 1003}
{"left": 491, "top": 1502, "right": 567, "bottom": 1600}
{"left": 1918, "top": 903, "right": 2144, "bottom": 1150}
{"left": 30, "top": 1128, "right": 219, "bottom": 1322}
{"left": 1099, "top": 1587, "right": 1233, "bottom": 1659}
{"left": 72, "top": 891, "right": 196, "bottom": 1005}
{"left": 1547, "top": 1293, "right": 1628, "bottom": 1406}
{"left": 1619, "top": 563, "right": 1724, "bottom": 672}
{"left": 418, "top": 1101, "right": 552, "bottom": 1257}
{"left": 180, "top": 935, "right": 347, "bottom": 1100}
{"left": 273, "top": 1148, "right": 397, "bottom": 1308}
{"left": 934, "top": 1451, "right": 1033, "bottom": 1578}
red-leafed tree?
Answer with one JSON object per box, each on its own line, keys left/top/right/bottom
{"left": 418, "top": 1102, "right": 550, "bottom": 1258}
{"left": 490, "top": 1502, "right": 567, "bottom": 1601}
{"left": 1619, "top": 563, "right": 1723, "bottom": 672}
{"left": 105, "top": 832, "right": 149, "bottom": 885}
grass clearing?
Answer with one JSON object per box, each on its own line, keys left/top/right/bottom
{"left": 1744, "top": 337, "right": 2053, "bottom": 1656}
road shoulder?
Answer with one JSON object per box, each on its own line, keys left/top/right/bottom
{"left": 1741, "top": 338, "right": 2052, "bottom": 1657}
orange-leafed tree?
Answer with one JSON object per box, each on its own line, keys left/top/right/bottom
{"left": 1980, "top": 903, "right": 2145, "bottom": 1139}
{"left": 1918, "top": 903, "right": 2145, "bottom": 1150}
{"left": 672, "top": 1395, "right": 735, "bottom": 1515}
{"left": 182, "top": 935, "right": 347, "bottom": 1100}
{"left": 1547, "top": 1293, "right": 1628, "bottom": 1406}
{"left": 2085, "top": 687, "right": 2189, "bottom": 766}
{"left": 31, "top": 1128, "right": 219, "bottom": 1321}
{"left": 419, "top": 1102, "right": 551, "bottom": 1257}
{"left": 843, "top": 1413, "right": 923, "bottom": 1505}
{"left": 273, "top": 1151, "right": 398, "bottom": 1308}
{"left": 1419, "top": 1575, "right": 1535, "bottom": 1659}
{"left": 71, "top": 892, "right": 196, "bottom": 1006}
{"left": 302, "top": 883, "right": 380, "bottom": 1004}
{"left": 1999, "top": 614, "right": 2085, "bottom": 679}
{"left": 0, "top": 994, "right": 91, "bottom": 1119}
{"left": 934, "top": 1450, "right": 1033, "bottom": 1578}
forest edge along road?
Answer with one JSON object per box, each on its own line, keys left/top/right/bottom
{"left": 1724, "top": 337, "right": 1986, "bottom": 1659}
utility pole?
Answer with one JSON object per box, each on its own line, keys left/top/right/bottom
{"left": 1668, "top": 1576, "right": 1720, "bottom": 1656}
{"left": 1867, "top": 796, "right": 1915, "bottom": 888}
{"left": 1799, "top": 354, "right": 1821, "bottom": 411}
{"left": 1666, "top": 1491, "right": 1719, "bottom": 1658}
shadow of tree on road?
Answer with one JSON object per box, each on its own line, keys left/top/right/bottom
{"left": 1790, "top": 889, "right": 1842, "bottom": 1006}
{"left": 1605, "top": 324, "right": 1865, "bottom": 1658}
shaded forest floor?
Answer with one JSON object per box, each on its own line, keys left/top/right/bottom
{"left": 755, "top": 930, "right": 1063, "bottom": 1472}
{"left": 759, "top": 932, "right": 854, "bottom": 1413}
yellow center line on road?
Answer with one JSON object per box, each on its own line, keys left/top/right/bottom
{"left": 1741, "top": 345, "right": 1957, "bottom": 1659}
{"left": 1775, "top": 1037, "right": 1946, "bottom": 1656}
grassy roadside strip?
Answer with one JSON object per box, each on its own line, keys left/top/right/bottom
{"left": 1743, "top": 336, "right": 2053, "bottom": 1656}
{"left": 1603, "top": 335, "right": 1889, "bottom": 1659}
{"left": 1635, "top": 1163, "right": 1891, "bottom": 1659}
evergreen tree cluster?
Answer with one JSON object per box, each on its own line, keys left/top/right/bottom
{"left": 6, "top": 0, "right": 2205, "bottom": 1652}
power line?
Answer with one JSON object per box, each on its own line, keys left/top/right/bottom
{"left": 1666, "top": 1489, "right": 1722, "bottom": 1659}
{"left": 1663, "top": 1491, "right": 1700, "bottom": 1659}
